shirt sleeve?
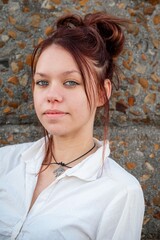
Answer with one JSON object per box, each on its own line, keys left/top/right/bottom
{"left": 96, "top": 184, "right": 145, "bottom": 240}
{"left": 0, "top": 142, "right": 32, "bottom": 176}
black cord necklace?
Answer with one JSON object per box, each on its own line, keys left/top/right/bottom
{"left": 42, "top": 143, "right": 96, "bottom": 177}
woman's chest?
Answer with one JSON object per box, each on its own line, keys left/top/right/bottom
{"left": 0, "top": 167, "right": 113, "bottom": 240}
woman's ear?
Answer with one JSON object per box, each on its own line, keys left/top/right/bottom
{"left": 104, "top": 79, "right": 112, "bottom": 100}
{"left": 97, "top": 79, "right": 112, "bottom": 107}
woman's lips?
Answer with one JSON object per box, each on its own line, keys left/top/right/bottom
{"left": 43, "top": 109, "right": 67, "bottom": 118}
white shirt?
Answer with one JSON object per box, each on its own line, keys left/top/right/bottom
{"left": 0, "top": 138, "right": 144, "bottom": 240}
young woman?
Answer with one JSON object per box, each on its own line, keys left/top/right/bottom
{"left": 0, "top": 12, "right": 144, "bottom": 240}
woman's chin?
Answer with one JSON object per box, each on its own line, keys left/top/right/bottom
{"left": 46, "top": 129, "right": 69, "bottom": 138}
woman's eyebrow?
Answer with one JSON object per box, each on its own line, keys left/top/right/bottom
{"left": 62, "top": 70, "right": 81, "bottom": 76}
{"left": 34, "top": 72, "right": 49, "bottom": 77}
{"left": 34, "top": 70, "right": 81, "bottom": 77}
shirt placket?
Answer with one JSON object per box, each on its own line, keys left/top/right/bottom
{"left": 11, "top": 160, "right": 38, "bottom": 239}
{"left": 12, "top": 161, "right": 66, "bottom": 239}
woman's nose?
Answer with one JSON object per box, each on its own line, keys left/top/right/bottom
{"left": 47, "top": 84, "right": 63, "bottom": 103}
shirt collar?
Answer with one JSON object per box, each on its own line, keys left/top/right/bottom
{"left": 21, "top": 138, "right": 45, "bottom": 175}
{"left": 20, "top": 138, "right": 110, "bottom": 181}
{"left": 64, "top": 139, "right": 110, "bottom": 181}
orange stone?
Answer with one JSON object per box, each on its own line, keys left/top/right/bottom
{"left": 141, "top": 184, "right": 147, "bottom": 191}
{"left": 151, "top": 73, "right": 160, "bottom": 82}
{"left": 152, "top": 39, "right": 159, "bottom": 49}
{"left": 128, "top": 96, "right": 135, "bottom": 106}
{"left": 37, "top": 37, "right": 44, "bottom": 44}
{"left": 144, "top": 93, "right": 156, "bottom": 104}
{"left": 0, "top": 139, "right": 8, "bottom": 145}
{"left": 139, "top": 78, "right": 149, "bottom": 89}
{"left": 7, "top": 134, "right": 14, "bottom": 142}
{"left": 22, "top": 7, "right": 30, "bottom": 12}
{"left": 128, "top": 54, "right": 133, "bottom": 64}
{"left": 153, "top": 196, "right": 160, "bottom": 206}
{"left": 119, "top": 141, "right": 128, "bottom": 147}
{"left": 26, "top": 54, "right": 32, "bottom": 66}
{"left": 143, "top": 104, "right": 149, "bottom": 114}
{"left": 148, "top": 0, "right": 159, "bottom": 5}
{"left": 29, "top": 103, "right": 34, "bottom": 110}
{"left": 128, "top": 9, "right": 136, "bottom": 16}
{"left": 17, "top": 41, "right": 26, "bottom": 49}
{"left": 153, "top": 185, "right": 158, "bottom": 190}
{"left": 129, "top": 110, "right": 141, "bottom": 116}
{"left": 143, "top": 6, "right": 155, "bottom": 15}
{"left": 117, "top": 3, "right": 125, "bottom": 9}
{"left": 75, "top": 5, "right": 81, "bottom": 10}
{"left": 153, "top": 212, "right": 160, "bottom": 220}
{"left": 21, "top": 92, "right": 28, "bottom": 101}
{"left": 31, "top": 14, "right": 41, "bottom": 28}
{"left": 8, "top": 76, "right": 19, "bottom": 85}
{"left": 124, "top": 91, "right": 129, "bottom": 97}
{"left": 147, "top": 207, "right": 154, "bottom": 214}
{"left": 19, "top": 114, "right": 28, "bottom": 119}
{"left": 11, "top": 62, "right": 18, "bottom": 74}
{"left": 15, "top": 25, "right": 28, "bottom": 32}
{"left": 0, "top": 78, "right": 2, "bottom": 86}
{"left": 17, "top": 61, "right": 23, "bottom": 71}
{"left": 112, "top": 92, "right": 121, "bottom": 98}
{"left": 123, "top": 150, "right": 129, "bottom": 157}
{"left": 51, "top": 0, "right": 61, "bottom": 4}
{"left": 153, "top": 15, "right": 160, "bottom": 25}
{"left": 2, "top": 0, "right": 9, "bottom": 3}
{"left": 154, "top": 144, "right": 159, "bottom": 151}
{"left": 4, "top": 88, "right": 14, "bottom": 98}
{"left": 8, "top": 102, "right": 19, "bottom": 108}
{"left": 0, "top": 29, "right": 4, "bottom": 34}
{"left": 149, "top": 153, "right": 155, "bottom": 158}
{"left": 45, "top": 26, "right": 54, "bottom": 36}
{"left": 8, "top": 30, "right": 17, "bottom": 39}
{"left": 150, "top": 85, "right": 157, "bottom": 91}
{"left": 8, "top": 16, "right": 16, "bottom": 25}
{"left": 79, "top": 0, "right": 89, "bottom": 6}
{"left": 3, "top": 107, "right": 11, "bottom": 114}
{"left": 127, "top": 23, "right": 139, "bottom": 36}
{"left": 123, "top": 60, "right": 131, "bottom": 70}
{"left": 0, "top": 41, "right": 5, "bottom": 48}
{"left": 0, "top": 99, "right": 8, "bottom": 107}
{"left": 125, "top": 162, "right": 136, "bottom": 170}
{"left": 136, "top": 17, "right": 141, "bottom": 24}
{"left": 140, "top": 174, "right": 151, "bottom": 182}
{"left": 141, "top": 53, "right": 147, "bottom": 60}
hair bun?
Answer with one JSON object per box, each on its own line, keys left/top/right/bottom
{"left": 57, "top": 14, "right": 84, "bottom": 29}
{"left": 84, "top": 12, "right": 127, "bottom": 58}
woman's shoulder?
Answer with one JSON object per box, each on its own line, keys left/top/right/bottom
{"left": 104, "top": 157, "right": 142, "bottom": 190}
{"left": 0, "top": 141, "right": 34, "bottom": 158}
{"left": 95, "top": 139, "right": 142, "bottom": 191}
{"left": 101, "top": 157, "right": 144, "bottom": 211}
{"left": 0, "top": 139, "right": 40, "bottom": 176}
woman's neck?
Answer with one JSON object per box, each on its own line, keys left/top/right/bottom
{"left": 51, "top": 134, "right": 95, "bottom": 166}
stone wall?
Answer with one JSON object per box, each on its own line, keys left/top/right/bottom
{"left": 0, "top": 0, "right": 160, "bottom": 239}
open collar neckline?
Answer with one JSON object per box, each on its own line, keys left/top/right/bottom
{"left": 21, "top": 138, "right": 110, "bottom": 181}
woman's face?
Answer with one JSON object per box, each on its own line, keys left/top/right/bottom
{"left": 33, "top": 44, "right": 98, "bottom": 138}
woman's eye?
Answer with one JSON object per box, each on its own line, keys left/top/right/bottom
{"left": 64, "top": 81, "right": 79, "bottom": 87}
{"left": 36, "top": 80, "right": 48, "bottom": 86}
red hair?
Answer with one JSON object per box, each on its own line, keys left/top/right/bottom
{"left": 31, "top": 12, "right": 128, "bottom": 164}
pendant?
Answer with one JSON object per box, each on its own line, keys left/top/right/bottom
{"left": 53, "top": 166, "right": 65, "bottom": 177}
